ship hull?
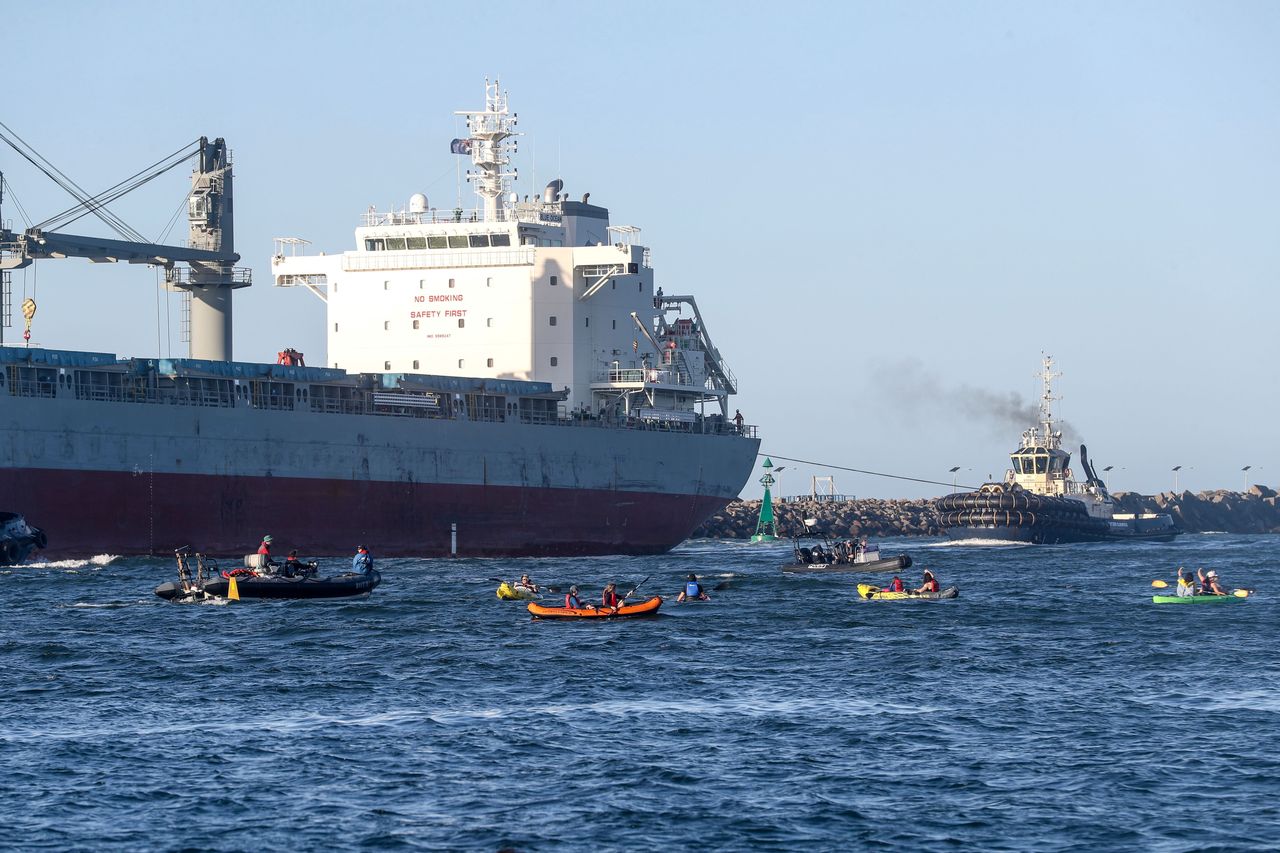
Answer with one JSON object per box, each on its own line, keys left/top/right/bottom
{"left": 4, "top": 466, "right": 734, "bottom": 557}
{"left": 2, "top": 387, "right": 758, "bottom": 558}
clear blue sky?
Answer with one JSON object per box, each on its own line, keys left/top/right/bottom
{"left": 5, "top": 1, "right": 1277, "bottom": 499}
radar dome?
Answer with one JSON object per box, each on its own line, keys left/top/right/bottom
{"left": 409, "top": 193, "right": 428, "bottom": 213}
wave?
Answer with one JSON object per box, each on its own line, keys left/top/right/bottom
{"left": 21, "top": 554, "right": 120, "bottom": 570}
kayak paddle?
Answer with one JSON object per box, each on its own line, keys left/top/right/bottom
{"left": 1151, "top": 580, "right": 1169, "bottom": 589}
{"left": 1233, "top": 589, "right": 1250, "bottom": 598}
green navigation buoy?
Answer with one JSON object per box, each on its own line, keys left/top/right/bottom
{"left": 751, "top": 458, "right": 780, "bottom": 542}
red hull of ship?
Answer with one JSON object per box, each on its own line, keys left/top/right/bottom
{"left": 6, "top": 467, "right": 728, "bottom": 558}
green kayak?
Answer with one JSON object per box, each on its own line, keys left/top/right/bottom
{"left": 1152, "top": 594, "right": 1242, "bottom": 604}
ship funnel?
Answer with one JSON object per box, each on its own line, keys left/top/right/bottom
{"left": 409, "top": 193, "right": 428, "bottom": 213}
{"left": 543, "top": 179, "right": 563, "bottom": 203}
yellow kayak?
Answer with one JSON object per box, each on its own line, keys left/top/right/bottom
{"left": 496, "top": 582, "right": 538, "bottom": 601}
{"left": 858, "top": 583, "right": 959, "bottom": 601}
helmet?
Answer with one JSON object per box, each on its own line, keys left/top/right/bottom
{"left": 263, "top": 535, "right": 273, "bottom": 543}
{"left": 570, "top": 585, "right": 579, "bottom": 594}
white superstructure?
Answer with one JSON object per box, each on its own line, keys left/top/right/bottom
{"left": 272, "top": 80, "right": 736, "bottom": 423}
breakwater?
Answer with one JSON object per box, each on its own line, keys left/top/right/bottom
{"left": 693, "top": 485, "right": 1280, "bottom": 538}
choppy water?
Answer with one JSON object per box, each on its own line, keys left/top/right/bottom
{"left": 1, "top": 535, "right": 1277, "bottom": 851}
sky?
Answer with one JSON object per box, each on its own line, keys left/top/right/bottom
{"left": 3, "top": 0, "right": 1278, "bottom": 499}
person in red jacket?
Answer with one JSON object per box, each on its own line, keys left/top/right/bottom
{"left": 601, "top": 582, "right": 621, "bottom": 609}
{"left": 913, "top": 569, "right": 940, "bottom": 594}
{"left": 565, "top": 585, "right": 584, "bottom": 608}
{"left": 888, "top": 576, "right": 904, "bottom": 592}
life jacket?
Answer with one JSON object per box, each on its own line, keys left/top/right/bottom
{"left": 565, "top": 593, "right": 581, "bottom": 608}
{"left": 922, "top": 577, "right": 939, "bottom": 593}
{"left": 890, "top": 578, "right": 904, "bottom": 592}
{"left": 258, "top": 543, "right": 271, "bottom": 556}
{"left": 685, "top": 581, "right": 702, "bottom": 598}
{"left": 1176, "top": 577, "right": 1195, "bottom": 597}
{"left": 603, "top": 590, "right": 620, "bottom": 607}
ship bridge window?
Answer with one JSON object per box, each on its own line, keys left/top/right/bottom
{"left": 385, "top": 237, "right": 407, "bottom": 251}
{"left": 427, "top": 235, "right": 448, "bottom": 249}
{"left": 490, "top": 233, "right": 511, "bottom": 247}
{"left": 406, "top": 237, "right": 426, "bottom": 250}
{"left": 1034, "top": 456, "right": 1048, "bottom": 474}
{"left": 469, "top": 234, "right": 490, "bottom": 248}
{"left": 448, "top": 235, "right": 469, "bottom": 249}
{"left": 364, "top": 239, "right": 385, "bottom": 251}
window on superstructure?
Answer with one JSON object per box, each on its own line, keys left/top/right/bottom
{"left": 1035, "top": 456, "right": 1048, "bottom": 475}
{"left": 469, "top": 235, "right": 490, "bottom": 248}
{"left": 612, "top": 320, "right": 616, "bottom": 329}
{"left": 334, "top": 323, "right": 339, "bottom": 332}
{"left": 486, "top": 277, "right": 493, "bottom": 287}
{"left": 365, "top": 239, "right": 385, "bottom": 251}
{"left": 406, "top": 237, "right": 426, "bottom": 250}
{"left": 550, "top": 316, "right": 557, "bottom": 326}
{"left": 458, "top": 359, "right": 465, "bottom": 368}
{"left": 585, "top": 317, "right": 590, "bottom": 328}
{"left": 418, "top": 279, "right": 425, "bottom": 289}
{"left": 487, "top": 358, "right": 494, "bottom": 367}
{"left": 550, "top": 275, "right": 558, "bottom": 286}
{"left": 448, "top": 235, "right": 468, "bottom": 249}
{"left": 413, "top": 320, "right": 420, "bottom": 330}
{"left": 413, "top": 360, "right": 420, "bottom": 370}
{"left": 486, "top": 318, "right": 493, "bottom": 327}
{"left": 458, "top": 319, "right": 465, "bottom": 328}
{"left": 384, "top": 321, "right": 390, "bottom": 330}
{"left": 386, "top": 238, "right": 406, "bottom": 251}
{"left": 448, "top": 278, "right": 456, "bottom": 289}
{"left": 550, "top": 357, "right": 558, "bottom": 367}
{"left": 385, "top": 361, "right": 391, "bottom": 370}
{"left": 490, "top": 233, "right": 511, "bottom": 247}
{"left": 384, "top": 281, "right": 390, "bottom": 290}
{"left": 427, "top": 236, "right": 448, "bottom": 249}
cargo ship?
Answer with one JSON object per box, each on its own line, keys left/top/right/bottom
{"left": 0, "top": 81, "right": 758, "bottom": 557}
{"left": 935, "top": 356, "right": 1179, "bottom": 544}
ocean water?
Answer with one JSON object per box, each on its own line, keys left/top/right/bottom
{"left": 1, "top": 535, "right": 1277, "bottom": 851}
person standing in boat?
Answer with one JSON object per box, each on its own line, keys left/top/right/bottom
{"left": 352, "top": 545, "right": 373, "bottom": 575}
{"left": 913, "top": 569, "right": 940, "bottom": 594}
{"left": 257, "top": 535, "right": 278, "bottom": 571}
{"left": 733, "top": 409, "right": 744, "bottom": 433}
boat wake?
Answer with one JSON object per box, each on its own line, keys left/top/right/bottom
{"left": 921, "top": 538, "right": 1031, "bottom": 549}
{"left": 23, "top": 554, "right": 119, "bottom": 570}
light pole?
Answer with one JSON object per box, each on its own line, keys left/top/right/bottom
{"left": 949, "top": 466, "right": 961, "bottom": 492}
{"left": 1242, "top": 465, "right": 1252, "bottom": 492}
{"left": 1102, "top": 465, "right": 1113, "bottom": 489}
{"left": 773, "top": 466, "right": 787, "bottom": 504}
{"left": 1172, "top": 465, "right": 1182, "bottom": 492}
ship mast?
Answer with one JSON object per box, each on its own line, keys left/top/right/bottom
{"left": 1036, "top": 353, "right": 1062, "bottom": 448}
{"left": 455, "top": 79, "right": 520, "bottom": 222}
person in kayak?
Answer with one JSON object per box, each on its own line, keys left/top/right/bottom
{"left": 515, "top": 573, "right": 540, "bottom": 594}
{"left": 1176, "top": 567, "right": 1196, "bottom": 597}
{"left": 602, "top": 582, "right": 622, "bottom": 609}
{"left": 888, "top": 576, "right": 904, "bottom": 593}
{"left": 565, "top": 585, "right": 586, "bottom": 608}
{"left": 352, "top": 545, "right": 373, "bottom": 574}
{"left": 1197, "top": 567, "right": 1227, "bottom": 595}
{"left": 913, "top": 569, "right": 940, "bottom": 594}
{"left": 676, "top": 573, "right": 710, "bottom": 602}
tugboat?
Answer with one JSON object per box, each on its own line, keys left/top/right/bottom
{"left": 936, "top": 356, "right": 1180, "bottom": 544}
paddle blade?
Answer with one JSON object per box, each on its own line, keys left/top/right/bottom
{"left": 228, "top": 576, "right": 240, "bottom": 601}
{"left": 1233, "top": 588, "right": 1249, "bottom": 598}
{"left": 1151, "top": 580, "right": 1169, "bottom": 589}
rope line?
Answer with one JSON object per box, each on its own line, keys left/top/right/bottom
{"left": 760, "top": 452, "right": 982, "bottom": 492}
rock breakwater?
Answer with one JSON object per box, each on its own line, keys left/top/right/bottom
{"left": 693, "top": 485, "right": 1280, "bottom": 538}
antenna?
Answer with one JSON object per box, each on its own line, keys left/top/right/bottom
{"left": 1038, "top": 352, "right": 1062, "bottom": 437}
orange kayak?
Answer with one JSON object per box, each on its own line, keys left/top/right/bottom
{"left": 527, "top": 596, "right": 663, "bottom": 620}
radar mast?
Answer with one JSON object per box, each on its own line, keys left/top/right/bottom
{"left": 455, "top": 79, "right": 520, "bottom": 222}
